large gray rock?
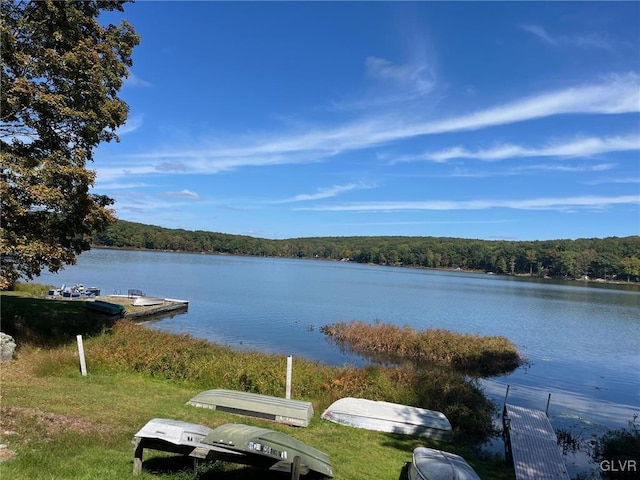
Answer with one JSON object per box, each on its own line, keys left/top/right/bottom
{"left": 0, "top": 332, "right": 16, "bottom": 361}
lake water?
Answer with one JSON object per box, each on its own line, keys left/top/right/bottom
{"left": 34, "top": 248, "right": 639, "bottom": 477}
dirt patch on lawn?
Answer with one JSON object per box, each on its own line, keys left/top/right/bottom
{"left": 2, "top": 406, "right": 96, "bottom": 436}
{"left": 0, "top": 405, "right": 114, "bottom": 462}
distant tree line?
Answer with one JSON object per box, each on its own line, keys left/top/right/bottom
{"left": 93, "top": 220, "right": 640, "bottom": 282}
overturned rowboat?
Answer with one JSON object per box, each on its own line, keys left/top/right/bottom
{"left": 203, "top": 423, "right": 333, "bottom": 478}
{"left": 85, "top": 300, "right": 125, "bottom": 316}
{"left": 132, "top": 419, "right": 333, "bottom": 478}
{"left": 321, "top": 397, "right": 452, "bottom": 440}
{"left": 131, "top": 418, "right": 245, "bottom": 475}
{"left": 187, "top": 389, "right": 314, "bottom": 427}
{"left": 407, "top": 447, "right": 480, "bottom": 480}
{"left": 132, "top": 296, "right": 165, "bottom": 306}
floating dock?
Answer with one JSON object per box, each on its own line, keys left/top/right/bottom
{"left": 105, "top": 292, "right": 189, "bottom": 319}
{"left": 123, "top": 299, "right": 188, "bottom": 319}
{"left": 502, "top": 387, "right": 570, "bottom": 480}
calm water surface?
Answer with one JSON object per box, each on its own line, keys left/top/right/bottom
{"left": 35, "top": 248, "right": 639, "bottom": 476}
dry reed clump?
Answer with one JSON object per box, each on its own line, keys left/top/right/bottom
{"left": 321, "top": 321, "right": 522, "bottom": 376}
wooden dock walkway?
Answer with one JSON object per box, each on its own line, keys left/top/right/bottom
{"left": 503, "top": 403, "right": 570, "bottom": 480}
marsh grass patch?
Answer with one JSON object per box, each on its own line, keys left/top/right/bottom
{"left": 321, "top": 321, "right": 523, "bottom": 376}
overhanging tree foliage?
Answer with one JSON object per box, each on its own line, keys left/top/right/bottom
{"left": 1, "top": 0, "right": 139, "bottom": 289}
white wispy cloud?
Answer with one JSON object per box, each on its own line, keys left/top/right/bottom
{"left": 521, "top": 25, "right": 557, "bottom": 45}
{"left": 440, "top": 162, "right": 617, "bottom": 179}
{"left": 393, "top": 135, "right": 640, "bottom": 163}
{"left": 124, "top": 72, "right": 152, "bottom": 88}
{"left": 410, "top": 73, "right": 639, "bottom": 133}
{"left": 583, "top": 176, "right": 640, "bottom": 186}
{"left": 345, "top": 219, "right": 513, "bottom": 226}
{"left": 295, "top": 195, "right": 639, "bottom": 212}
{"left": 160, "top": 189, "right": 201, "bottom": 200}
{"left": 365, "top": 56, "right": 436, "bottom": 97}
{"left": 155, "top": 161, "right": 188, "bottom": 172}
{"left": 274, "top": 182, "right": 376, "bottom": 203}
{"left": 97, "top": 165, "right": 161, "bottom": 182}
{"left": 93, "top": 182, "right": 150, "bottom": 190}
{"left": 521, "top": 24, "right": 614, "bottom": 50}
{"left": 112, "top": 192, "right": 206, "bottom": 215}
{"left": 331, "top": 54, "right": 438, "bottom": 112}
{"left": 96, "top": 73, "right": 640, "bottom": 182}
{"left": 116, "top": 114, "right": 143, "bottom": 136}
{"left": 514, "top": 163, "right": 617, "bottom": 173}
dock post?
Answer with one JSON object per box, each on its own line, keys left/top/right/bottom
{"left": 503, "top": 384, "right": 510, "bottom": 416}
{"left": 545, "top": 393, "right": 551, "bottom": 416}
{"left": 503, "top": 416, "right": 512, "bottom": 464}
{"left": 502, "top": 385, "right": 512, "bottom": 465}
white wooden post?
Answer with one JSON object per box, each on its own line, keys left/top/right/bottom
{"left": 76, "top": 334, "right": 87, "bottom": 376}
{"left": 285, "top": 355, "right": 292, "bottom": 399}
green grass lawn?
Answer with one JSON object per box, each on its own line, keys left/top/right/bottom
{"left": 0, "top": 288, "right": 515, "bottom": 480}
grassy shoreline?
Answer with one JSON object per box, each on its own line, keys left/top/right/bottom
{"left": 1, "top": 287, "right": 516, "bottom": 479}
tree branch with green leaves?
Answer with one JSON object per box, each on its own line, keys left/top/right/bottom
{"left": 1, "top": 0, "right": 139, "bottom": 289}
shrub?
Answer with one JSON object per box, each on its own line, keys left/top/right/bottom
{"left": 10, "top": 282, "right": 54, "bottom": 296}
{"left": 595, "top": 417, "right": 640, "bottom": 479}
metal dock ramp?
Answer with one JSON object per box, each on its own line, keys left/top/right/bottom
{"left": 502, "top": 388, "right": 570, "bottom": 480}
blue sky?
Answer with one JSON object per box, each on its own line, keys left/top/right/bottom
{"left": 94, "top": 1, "right": 640, "bottom": 241}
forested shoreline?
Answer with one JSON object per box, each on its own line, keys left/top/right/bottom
{"left": 93, "top": 220, "right": 640, "bottom": 282}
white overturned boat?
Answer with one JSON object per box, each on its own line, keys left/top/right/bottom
{"left": 187, "top": 389, "right": 314, "bottom": 427}
{"left": 321, "top": 397, "right": 452, "bottom": 440}
{"left": 132, "top": 296, "right": 165, "bottom": 306}
{"left": 132, "top": 418, "right": 245, "bottom": 474}
{"left": 134, "top": 418, "right": 215, "bottom": 450}
{"left": 408, "top": 447, "right": 480, "bottom": 480}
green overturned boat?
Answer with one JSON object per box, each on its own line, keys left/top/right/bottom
{"left": 187, "top": 388, "right": 314, "bottom": 427}
{"left": 203, "top": 423, "right": 333, "bottom": 478}
{"left": 85, "top": 300, "right": 125, "bottom": 316}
